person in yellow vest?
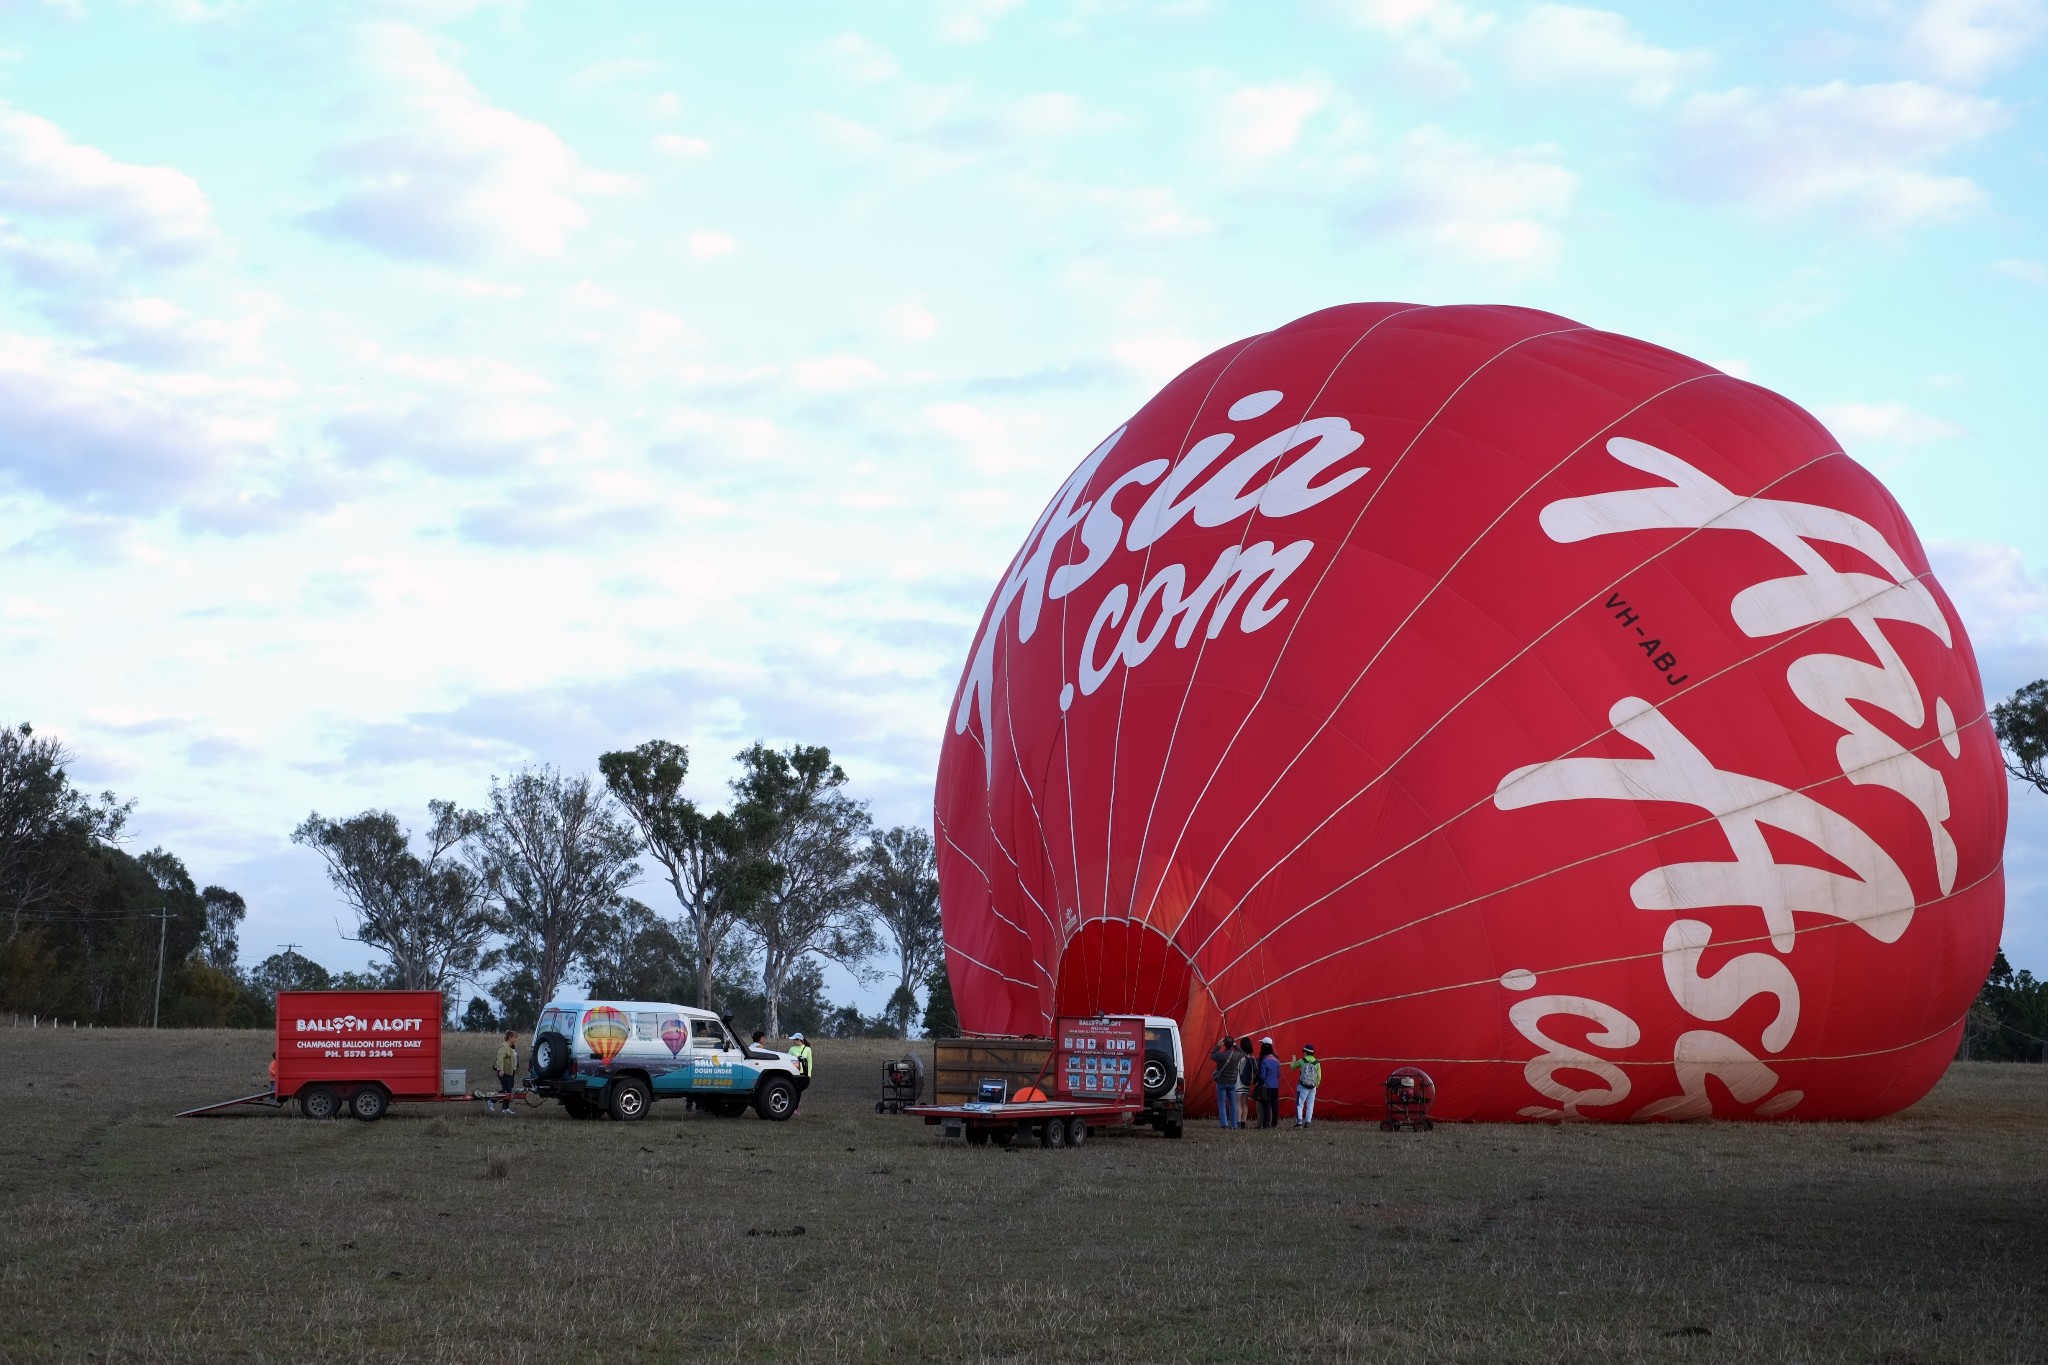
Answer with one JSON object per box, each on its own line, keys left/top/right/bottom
{"left": 788, "top": 1032, "right": 813, "bottom": 1114}
{"left": 1290, "top": 1045, "right": 1322, "bottom": 1128}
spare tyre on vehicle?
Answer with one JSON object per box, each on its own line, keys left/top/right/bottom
{"left": 531, "top": 1031, "right": 571, "bottom": 1081}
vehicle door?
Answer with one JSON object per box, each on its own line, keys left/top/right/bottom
{"left": 688, "top": 1019, "right": 746, "bottom": 1095}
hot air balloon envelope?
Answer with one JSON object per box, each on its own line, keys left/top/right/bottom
{"left": 934, "top": 302, "right": 2005, "bottom": 1123}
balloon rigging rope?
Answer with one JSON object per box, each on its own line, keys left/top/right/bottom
{"left": 1234, "top": 854, "right": 2003, "bottom": 1039}
{"left": 1293, "top": 1005, "right": 1980, "bottom": 1073}
{"left": 1213, "top": 693, "right": 1990, "bottom": 1015}
{"left": 1088, "top": 329, "right": 1277, "bottom": 1019}
{"left": 1112, "top": 306, "right": 1436, "bottom": 941}
{"left": 1127, "top": 318, "right": 1597, "bottom": 954}
{"left": 1206, "top": 557, "right": 1964, "bottom": 1007}
{"left": 1187, "top": 439, "right": 1863, "bottom": 987}
{"left": 1167, "top": 364, "right": 1745, "bottom": 971}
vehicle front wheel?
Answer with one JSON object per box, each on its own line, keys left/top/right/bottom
{"left": 608, "top": 1078, "right": 651, "bottom": 1122}
{"left": 754, "top": 1076, "right": 797, "bottom": 1122}
{"left": 349, "top": 1086, "right": 389, "bottom": 1121}
{"left": 298, "top": 1086, "right": 338, "bottom": 1121}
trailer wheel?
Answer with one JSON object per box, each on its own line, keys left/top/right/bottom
{"left": 608, "top": 1078, "right": 651, "bottom": 1122}
{"left": 348, "top": 1085, "right": 389, "bottom": 1122}
{"left": 298, "top": 1086, "right": 338, "bottom": 1121}
{"left": 1040, "top": 1119, "right": 1066, "bottom": 1149}
{"left": 965, "top": 1127, "right": 990, "bottom": 1146}
{"left": 1066, "top": 1117, "right": 1088, "bottom": 1148}
{"left": 754, "top": 1076, "right": 797, "bottom": 1122}
{"left": 990, "top": 1129, "right": 1013, "bottom": 1147}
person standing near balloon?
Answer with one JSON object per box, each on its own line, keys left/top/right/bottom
{"left": 1256, "top": 1038, "right": 1282, "bottom": 1129}
{"left": 1210, "top": 1037, "right": 1245, "bottom": 1128}
{"left": 788, "top": 1032, "right": 813, "bottom": 1114}
{"left": 1236, "top": 1037, "right": 1256, "bottom": 1129}
{"left": 1290, "top": 1046, "right": 1321, "bottom": 1128}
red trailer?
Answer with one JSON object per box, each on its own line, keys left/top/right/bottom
{"left": 905, "top": 1015, "right": 1154, "bottom": 1149}
{"left": 178, "top": 990, "right": 522, "bottom": 1121}
{"left": 273, "top": 989, "right": 443, "bottom": 1120}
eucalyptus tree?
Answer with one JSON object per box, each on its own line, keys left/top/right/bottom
{"left": 857, "top": 825, "right": 942, "bottom": 1035}
{"left": 292, "top": 801, "right": 493, "bottom": 993}
{"left": 730, "top": 743, "right": 879, "bottom": 1037}
{"left": 474, "top": 765, "right": 642, "bottom": 1013}
{"left": 1993, "top": 679, "right": 2048, "bottom": 795}
{"left": 599, "top": 740, "right": 766, "bottom": 1010}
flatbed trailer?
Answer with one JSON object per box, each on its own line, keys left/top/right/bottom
{"left": 904, "top": 1097, "right": 1143, "bottom": 1148}
{"left": 909, "top": 1014, "right": 1174, "bottom": 1148}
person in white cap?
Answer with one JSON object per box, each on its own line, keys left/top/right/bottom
{"left": 1256, "top": 1037, "right": 1282, "bottom": 1128}
{"left": 787, "top": 1031, "right": 813, "bottom": 1114}
{"left": 1289, "top": 1045, "right": 1322, "bottom": 1127}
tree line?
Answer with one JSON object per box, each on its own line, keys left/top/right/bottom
{"left": 0, "top": 724, "right": 953, "bottom": 1038}
{"left": 7, "top": 673, "right": 2045, "bottom": 1041}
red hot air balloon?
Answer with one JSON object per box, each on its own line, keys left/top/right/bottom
{"left": 583, "top": 1006, "right": 629, "bottom": 1069}
{"left": 933, "top": 303, "right": 2005, "bottom": 1123}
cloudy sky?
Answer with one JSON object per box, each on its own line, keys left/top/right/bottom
{"left": 3, "top": 0, "right": 2045, "bottom": 999}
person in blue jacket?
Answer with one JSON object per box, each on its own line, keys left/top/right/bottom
{"left": 1256, "top": 1037, "right": 1282, "bottom": 1129}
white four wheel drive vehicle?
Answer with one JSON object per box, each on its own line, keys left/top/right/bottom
{"left": 528, "top": 999, "right": 804, "bottom": 1122}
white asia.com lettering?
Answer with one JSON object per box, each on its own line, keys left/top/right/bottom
{"left": 954, "top": 389, "right": 1372, "bottom": 778}
{"left": 1493, "top": 437, "right": 1961, "bottom": 1120}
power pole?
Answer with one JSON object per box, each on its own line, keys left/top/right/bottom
{"left": 153, "top": 902, "right": 168, "bottom": 1029}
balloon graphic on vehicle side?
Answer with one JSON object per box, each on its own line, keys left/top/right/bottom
{"left": 933, "top": 302, "right": 2006, "bottom": 1123}
{"left": 660, "top": 1016, "right": 688, "bottom": 1057}
{"left": 582, "top": 1006, "right": 629, "bottom": 1068}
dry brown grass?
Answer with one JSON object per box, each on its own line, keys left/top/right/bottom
{"left": 0, "top": 1029, "right": 2043, "bottom": 1363}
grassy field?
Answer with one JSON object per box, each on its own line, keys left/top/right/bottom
{"left": 1, "top": 1029, "right": 2043, "bottom": 1364}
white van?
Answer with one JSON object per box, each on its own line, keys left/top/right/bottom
{"left": 528, "top": 999, "right": 804, "bottom": 1122}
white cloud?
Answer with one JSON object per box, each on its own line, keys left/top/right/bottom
{"left": 1930, "top": 540, "right": 2048, "bottom": 644}
{"left": 1906, "top": 0, "right": 2048, "bottom": 83}
{"left": 937, "top": 0, "right": 1023, "bottom": 43}
{"left": 881, "top": 298, "right": 940, "bottom": 341}
{"left": 1355, "top": 126, "right": 1577, "bottom": 270}
{"left": 304, "top": 23, "right": 632, "bottom": 264}
{"left": 818, "top": 33, "right": 901, "bottom": 84}
{"left": 0, "top": 107, "right": 216, "bottom": 261}
{"left": 1210, "top": 82, "right": 1327, "bottom": 166}
{"left": 1500, "top": 5, "right": 1708, "bottom": 105}
{"left": 1342, "top": 0, "right": 1496, "bottom": 41}
{"left": 684, "top": 229, "right": 736, "bottom": 259}
{"left": 653, "top": 133, "right": 712, "bottom": 160}
{"left": 1993, "top": 258, "right": 2048, "bottom": 285}
{"left": 0, "top": 332, "right": 248, "bottom": 513}
{"left": 1814, "top": 399, "right": 1969, "bottom": 445}
{"left": 1668, "top": 80, "right": 2004, "bottom": 229}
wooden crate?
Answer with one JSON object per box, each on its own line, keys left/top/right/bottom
{"left": 931, "top": 1036, "right": 1054, "bottom": 1105}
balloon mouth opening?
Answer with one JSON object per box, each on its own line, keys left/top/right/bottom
{"left": 1053, "top": 917, "right": 1200, "bottom": 1023}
